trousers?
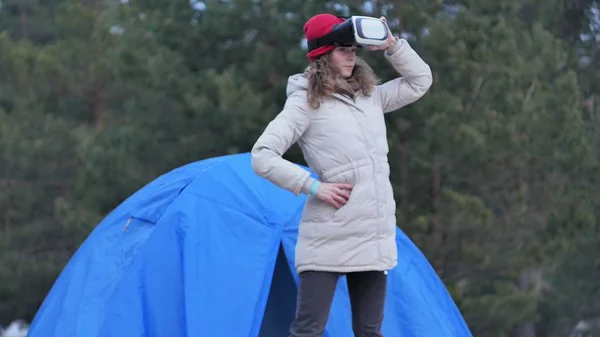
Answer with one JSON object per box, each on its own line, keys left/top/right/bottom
{"left": 289, "top": 270, "right": 387, "bottom": 337}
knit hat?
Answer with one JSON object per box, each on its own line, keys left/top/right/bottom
{"left": 304, "top": 14, "right": 346, "bottom": 62}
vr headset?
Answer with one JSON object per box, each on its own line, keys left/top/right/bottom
{"left": 307, "top": 16, "right": 389, "bottom": 52}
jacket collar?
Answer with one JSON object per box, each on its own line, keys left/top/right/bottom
{"left": 332, "top": 92, "right": 364, "bottom": 112}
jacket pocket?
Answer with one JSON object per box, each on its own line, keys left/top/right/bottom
{"left": 301, "top": 195, "right": 336, "bottom": 223}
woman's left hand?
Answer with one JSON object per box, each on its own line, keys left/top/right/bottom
{"left": 368, "top": 16, "right": 397, "bottom": 51}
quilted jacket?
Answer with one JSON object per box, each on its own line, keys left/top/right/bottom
{"left": 251, "top": 38, "right": 433, "bottom": 274}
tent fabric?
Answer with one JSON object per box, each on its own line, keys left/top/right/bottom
{"left": 27, "top": 153, "right": 472, "bottom": 337}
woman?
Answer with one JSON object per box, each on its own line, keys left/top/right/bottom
{"left": 251, "top": 13, "right": 432, "bottom": 337}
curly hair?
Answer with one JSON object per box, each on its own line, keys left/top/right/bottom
{"left": 304, "top": 53, "right": 379, "bottom": 109}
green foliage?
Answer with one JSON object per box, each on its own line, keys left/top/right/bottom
{"left": 0, "top": 108, "right": 90, "bottom": 321}
{"left": 0, "top": 1, "right": 599, "bottom": 336}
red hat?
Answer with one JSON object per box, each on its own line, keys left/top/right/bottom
{"left": 304, "top": 14, "right": 345, "bottom": 62}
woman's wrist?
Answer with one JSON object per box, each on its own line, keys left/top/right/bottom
{"left": 308, "top": 180, "right": 320, "bottom": 196}
{"left": 385, "top": 36, "right": 398, "bottom": 51}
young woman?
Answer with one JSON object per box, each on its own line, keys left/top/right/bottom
{"left": 251, "top": 13, "right": 432, "bottom": 337}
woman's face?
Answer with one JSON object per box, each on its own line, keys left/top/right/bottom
{"left": 330, "top": 45, "right": 358, "bottom": 78}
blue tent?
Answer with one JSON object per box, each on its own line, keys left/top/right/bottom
{"left": 28, "top": 153, "right": 472, "bottom": 337}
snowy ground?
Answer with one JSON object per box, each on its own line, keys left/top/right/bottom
{"left": 0, "top": 320, "right": 28, "bottom": 337}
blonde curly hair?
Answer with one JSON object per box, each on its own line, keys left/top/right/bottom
{"left": 304, "top": 53, "right": 379, "bottom": 109}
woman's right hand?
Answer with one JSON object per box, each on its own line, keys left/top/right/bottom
{"left": 316, "top": 182, "right": 354, "bottom": 209}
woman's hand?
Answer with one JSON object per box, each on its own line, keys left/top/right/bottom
{"left": 316, "top": 182, "right": 353, "bottom": 209}
{"left": 368, "top": 16, "right": 397, "bottom": 51}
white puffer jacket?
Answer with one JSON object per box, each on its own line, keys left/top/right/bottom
{"left": 251, "top": 38, "right": 432, "bottom": 274}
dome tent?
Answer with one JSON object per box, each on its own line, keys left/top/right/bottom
{"left": 27, "top": 153, "right": 472, "bottom": 337}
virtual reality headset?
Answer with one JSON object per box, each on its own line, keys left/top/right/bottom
{"left": 307, "top": 15, "right": 389, "bottom": 52}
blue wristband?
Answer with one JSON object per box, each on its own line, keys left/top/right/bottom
{"left": 308, "top": 180, "right": 320, "bottom": 196}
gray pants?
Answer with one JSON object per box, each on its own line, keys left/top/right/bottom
{"left": 289, "top": 270, "right": 387, "bottom": 337}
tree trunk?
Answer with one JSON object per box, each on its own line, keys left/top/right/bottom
{"left": 18, "top": 2, "right": 27, "bottom": 39}
{"left": 94, "top": 82, "right": 104, "bottom": 129}
{"left": 395, "top": 117, "right": 409, "bottom": 226}
{"left": 515, "top": 268, "right": 536, "bottom": 337}
{"left": 432, "top": 153, "right": 444, "bottom": 277}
